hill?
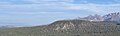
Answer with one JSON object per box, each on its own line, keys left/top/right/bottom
{"left": 0, "top": 20, "right": 120, "bottom": 36}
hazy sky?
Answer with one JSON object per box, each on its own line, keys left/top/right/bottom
{"left": 0, "top": 0, "right": 120, "bottom": 26}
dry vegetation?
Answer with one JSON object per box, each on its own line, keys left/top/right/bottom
{"left": 0, "top": 20, "right": 120, "bottom": 36}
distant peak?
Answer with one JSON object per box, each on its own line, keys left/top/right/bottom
{"left": 77, "top": 12, "right": 120, "bottom": 22}
{"left": 108, "top": 12, "right": 120, "bottom": 15}
{"left": 81, "top": 14, "right": 103, "bottom": 21}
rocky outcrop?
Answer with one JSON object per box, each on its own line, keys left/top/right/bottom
{"left": 55, "top": 21, "right": 75, "bottom": 31}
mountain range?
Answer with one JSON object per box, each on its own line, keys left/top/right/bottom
{"left": 0, "top": 12, "right": 120, "bottom": 36}
{"left": 0, "top": 25, "right": 15, "bottom": 29}
{"left": 79, "top": 12, "right": 120, "bottom": 22}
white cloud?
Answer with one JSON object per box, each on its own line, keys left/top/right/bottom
{"left": 0, "top": 1, "right": 120, "bottom": 13}
{"left": 21, "top": 0, "right": 74, "bottom": 3}
{"left": 0, "top": 0, "right": 74, "bottom": 5}
{"left": 0, "top": 12, "right": 65, "bottom": 15}
{"left": 65, "top": 4, "right": 120, "bottom": 13}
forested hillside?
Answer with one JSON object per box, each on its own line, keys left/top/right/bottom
{"left": 0, "top": 20, "right": 120, "bottom": 36}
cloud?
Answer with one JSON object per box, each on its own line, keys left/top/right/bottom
{"left": 22, "top": 0, "right": 74, "bottom": 3}
{"left": 0, "top": 0, "right": 119, "bottom": 13}
{"left": 0, "top": 3, "right": 120, "bottom": 12}
{"left": 0, "top": 0, "right": 120, "bottom": 16}
{"left": 0, "top": 3, "right": 74, "bottom": 12}
{"left": 1, "top": 0, "right": 74, "bottom": 4}
{"left": 0, "top": 12, "right": 65, "bottom": 15}
{"left": 65, "top": 4, "right": 120, "bottom": 13}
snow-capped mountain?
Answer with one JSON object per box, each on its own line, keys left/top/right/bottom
{"left": 83, "top": 14, "right": 104, "bottom": 21}
{"left": 103, "top": 12, "right": 120, "bottom": 22}
{"left": 78, "top": 12, "right": 120, "bottom": 22}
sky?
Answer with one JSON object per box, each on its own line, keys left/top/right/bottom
{"left": 0, "top": 0, "right": 120, "bottom": 27}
